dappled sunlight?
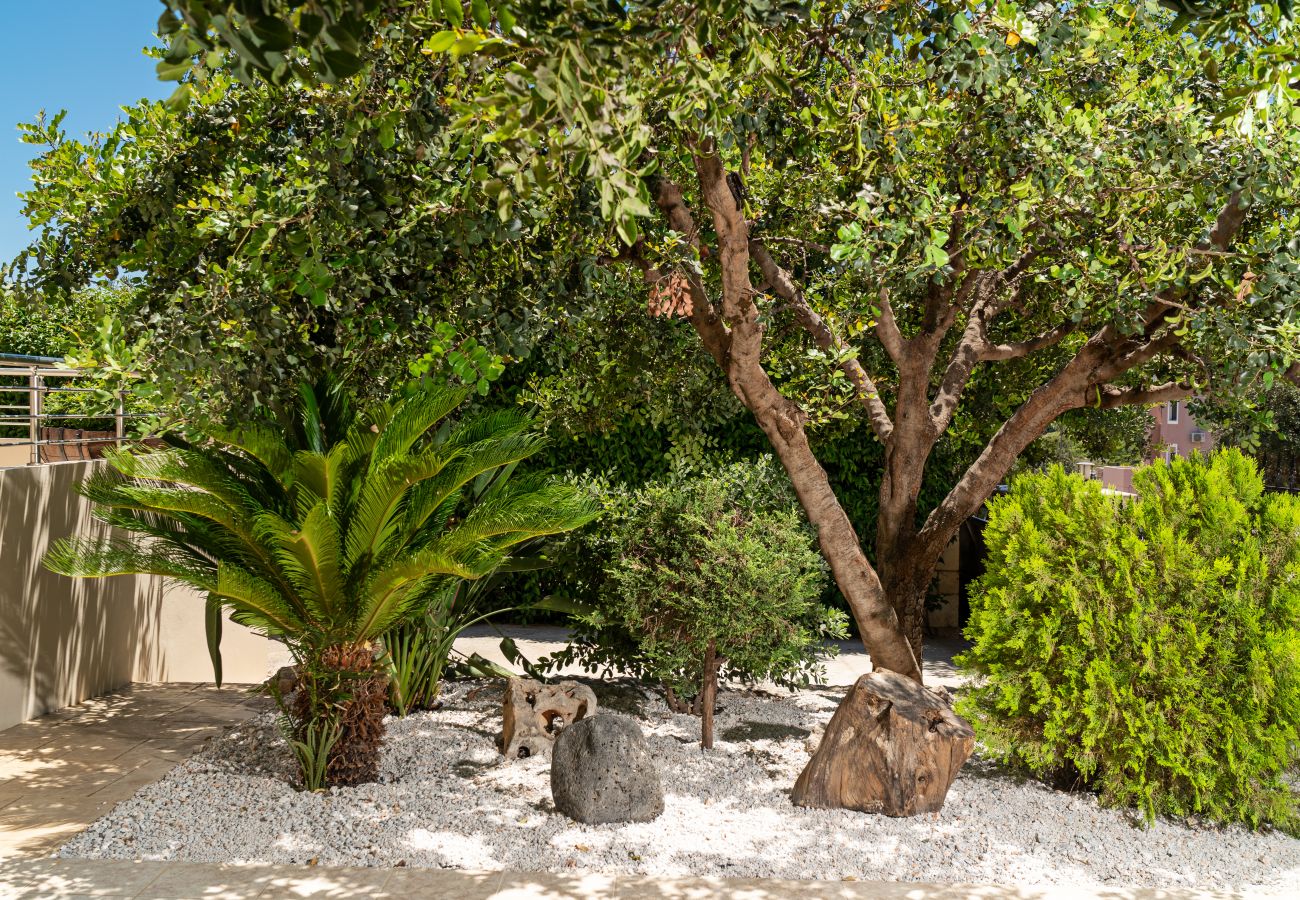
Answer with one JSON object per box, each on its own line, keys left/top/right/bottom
{"left": 404, "top": 828, "right": 499, "bottom": 869}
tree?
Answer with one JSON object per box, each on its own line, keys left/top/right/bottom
{"left": 0, "top": 283, "right": 130, "bottom": 359}
{"left": 46, "top": 378, "right": 597, "bottom": 786}
{"left": 5, "top": 48, "right": 594, "bottom": 422}
{"left": 68, "top": 2, "right": 1300, "bottom": 679}
{"left": 545, "top": 458, "right": 844, "bottom": 749}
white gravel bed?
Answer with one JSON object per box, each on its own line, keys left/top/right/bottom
{"left": 60, "top": 680, "right": 1300, "bottom": 892}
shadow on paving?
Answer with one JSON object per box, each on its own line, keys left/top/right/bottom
{"left": 0, "top": 684, "right": 270, "bottom": 859}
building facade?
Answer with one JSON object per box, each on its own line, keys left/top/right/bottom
{"left": 1148, "top": 399, "right": 1214, "bottom": 460}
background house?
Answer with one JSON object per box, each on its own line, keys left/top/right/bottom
{"left": 1148, "top": 399, "right": 1214, "bottom": 460}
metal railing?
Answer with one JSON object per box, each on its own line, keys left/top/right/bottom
{"left": 0, "top": 365, "right": 138, "bottom": 467}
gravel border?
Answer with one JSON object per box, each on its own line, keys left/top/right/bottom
{"left": 60, "top": 679, "right": 1300, "bottom": 892}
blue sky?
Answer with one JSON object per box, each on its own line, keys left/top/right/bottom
{"left": 0, "top": 1, "right": 167, "bottom": 262}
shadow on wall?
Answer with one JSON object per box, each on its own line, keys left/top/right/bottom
{"left": 0, "top": 461, "right": 166, "bottom": 730}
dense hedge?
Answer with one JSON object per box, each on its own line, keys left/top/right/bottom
{"left": 958, "top": 450, "right": 1300, "bottom": 832}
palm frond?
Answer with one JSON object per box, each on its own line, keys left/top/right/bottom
{"left": 214, "top": 563, "right": 304, "bottom": 636}
{"left": 44, "top": 537, "right": 218, "bottom": 591}
{"left": 106, "top": 447, "right": 260, "bottom": 518}
{"left": 443, "top": 408, "right": 532, "bottom": 452}
{"left": 441, "top": 482, "right": 600, "bottom": 553}
{"left": 207, "top": 422, "right": 294, "bottom": 481}
{"left": 253, "top": 505, "right": 346, "bottom": 624}
{"left": 343, "top": 450, "right": 455, "bottom": 567}
{"left": 113, "top": 483, "right": 245, "bottom": 537}
{"left": 357, "top": 547, "right": 494, "bottom": 640}
{"left": 370, "top": 387, "right": 468, "bottom": 465}
{"left": 400, "top": 432, "right": 548, "bottom": 538}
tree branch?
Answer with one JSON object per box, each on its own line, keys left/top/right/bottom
{"left": 1093, "top": 381, "right": 1194, "bottom": 409}
{"left": 876, "top": 287, "right": 907, "bottom": 364}
{"left": 979, "top": 322, "right": 1076, "bottom": 361}
{"left": 750, "top": 240, "right": 895, "bottom": 443}
{"left": 649, "top": 177, "right": 731, "bottom": 367}
{"left": 1207, "top": 190, "right": 1248, "bottom": 252}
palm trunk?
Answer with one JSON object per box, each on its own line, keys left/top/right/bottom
{"left": 294, "top": 642, "right": 389, "bottom": 787}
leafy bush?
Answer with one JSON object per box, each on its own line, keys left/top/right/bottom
{"left": 957, "top": 450, "right": 1300, "bottom": 832}
{"left": 544, "top": 457, "right": 847, "bottom": 747}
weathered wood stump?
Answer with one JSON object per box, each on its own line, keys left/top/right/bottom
{"left": 791, "top": 671, "right": 974, "bottom": 816}
{"left": 499, "top": 678, "right": 597, "bottom": 760}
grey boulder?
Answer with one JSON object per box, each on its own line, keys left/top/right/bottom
{"left": 550, "top": 713, "right": 664, "bottom": 824}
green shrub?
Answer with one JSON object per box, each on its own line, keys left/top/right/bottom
{"left": 544, "top": 457, "right": 847, "bottom": 747}
{"left": 957, "top": 450, "right": 1300, "bottom": 832}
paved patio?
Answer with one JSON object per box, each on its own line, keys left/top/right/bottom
{"left": 0, "top": 856, "right": 1252, "bottom": 899}
{"left": 0, "top": 683, "right": 270, "bottom": 861}
{"left": 0, "top": 682, "right": 1276, "bottom": 899}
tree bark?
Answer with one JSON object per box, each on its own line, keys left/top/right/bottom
{"left": 739, "top": 376, "right": 922, "bottom": 681}
{"left": 792, "top": 671, "right": 974, "bottom": 816}
{"left": 700, "top": 640, "right": 718, "bottom": 750}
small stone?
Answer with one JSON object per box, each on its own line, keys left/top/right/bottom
{"left": 268, "top": 665, "right": 298, "bottom": 697}
{"left": 550, "top": 713, "right": 664, "bottom": 824}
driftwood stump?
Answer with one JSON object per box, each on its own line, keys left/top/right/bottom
{"left": 499, "top": 678, "right": 597, "bottom": 760}
{"left": 791, "top": 671, "right": 974, "bottom": 816}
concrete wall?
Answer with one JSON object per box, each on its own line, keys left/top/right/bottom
{"left": 0, "top": 440, "right": 29, "bottom": 468}
{"left": 0, "top": 461, "right": 277, "bottom": 731}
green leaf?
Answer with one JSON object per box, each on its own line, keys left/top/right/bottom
{"left": 425, "top": 31, "right": 458, "bottom": 54}
{"left": 471, "top": 0, "right": 491, "bottom": 30}
{"left": 204, "top": 593, "right": 224, "bottom": 687}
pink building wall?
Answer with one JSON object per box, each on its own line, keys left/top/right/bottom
{"left": 1148, "top": 399, "right": 1214, "bottom": 460}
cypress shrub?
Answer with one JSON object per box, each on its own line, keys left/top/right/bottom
{"left": 957, "top": 450, "right": 1300, "bottom": 832}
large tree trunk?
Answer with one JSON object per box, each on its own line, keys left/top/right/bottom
{"left": 652, "top": 164, "right": 923, "bottom": 683}
{"left": 740, "top": 379, "right": 923, "bottom": 682}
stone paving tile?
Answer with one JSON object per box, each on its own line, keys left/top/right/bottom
{"left": 245, "top": 864, "right": 396, "bottom": 899}
{"left": 5, "top": 857, "right": 165, "bottom": 897}
{"left": 495, "top": 870, "right": 618, "bottom": 899}
{"left": 384, "top": 866, "right": 505, "bottom": 899}
{"left": 136, "top": 861, "right": 316, "bottom": 900}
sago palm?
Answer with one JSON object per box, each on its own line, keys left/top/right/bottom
{"left": 45, "top": 379, "right": 598, "bottom": 786}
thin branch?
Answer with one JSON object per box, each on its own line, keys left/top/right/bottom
{"left": 1094, "top": 381, "right": 1194, "bottom": 409}
{"left": 1090, "top": 330, "right": 1182, "bottom": 384}
{"left": 750, "top": 240, "right": 895, "bottom": 443}
{"left": 649, "top": 177, "right": 731, "bottom": 367}
{"left": 979, "top": 322, "right": 1076, "bottom": 361}
{"left": 759, "top": 235, "right": 831, "bottom": 254}
{"left": 1207, "top": 190, "right": 1248, "bottom": 252}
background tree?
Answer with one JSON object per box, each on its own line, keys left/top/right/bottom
{"left": 5, "top": 44, "right": 597, "bottom": 422}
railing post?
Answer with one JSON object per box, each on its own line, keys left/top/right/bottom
{"left": 28, "top": 367, "right": 41, "bottom": 466}
{"left": 115, "top": 389, "right": 126, "bottom": 445}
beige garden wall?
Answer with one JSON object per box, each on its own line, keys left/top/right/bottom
{"left": 0, "top": 460, "right": 278, "bottom": 731}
